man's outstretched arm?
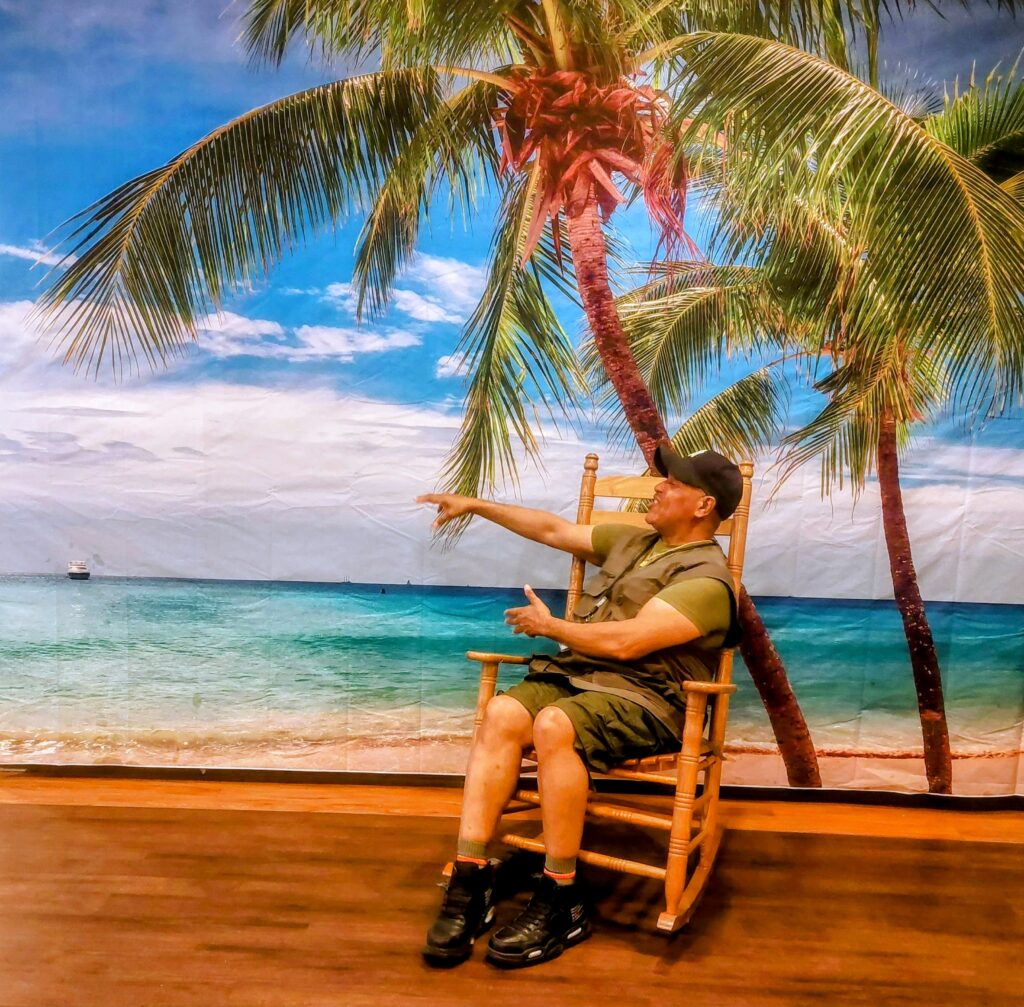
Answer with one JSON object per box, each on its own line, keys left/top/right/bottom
{"left": 505, "top": 586, "right": 703, "bottom": 662}
{"left": 416, "top": 493, "right": 600, "bottom": 563}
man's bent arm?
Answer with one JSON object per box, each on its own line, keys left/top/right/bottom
{"left": 417, "top": 493, "right": 600, "bottom": 563}
{"left": 506, "top": 590, "right": 702, "bottom": 662}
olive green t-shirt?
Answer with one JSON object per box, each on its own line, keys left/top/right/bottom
{"left": 591, "top": 524, "right": 731, "bottom": 645}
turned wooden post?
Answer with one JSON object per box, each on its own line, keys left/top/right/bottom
{"left": 702, "top": 461, "right": 754, "bottom": 839}
{"left": 662, "top": 691, "right": 708, "bottom": 916}
{"left": 565, "top": 453, "right": 599, "bottom": 619}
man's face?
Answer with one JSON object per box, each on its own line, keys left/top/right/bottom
{"left": 646, "top": 475, "right": 715, "bottom": 532}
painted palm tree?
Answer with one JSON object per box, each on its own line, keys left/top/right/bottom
{"left": 34, "top": 0, "right": 852, "bottom": 785}
{"left": 604, "top": 60, "right": 1024, "bottom": 793}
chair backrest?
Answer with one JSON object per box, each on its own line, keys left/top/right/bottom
{"left": 565, "top": 453, "right": 755, "bottom": 692}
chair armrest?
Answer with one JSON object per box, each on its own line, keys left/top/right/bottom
{"left": 466, "top": 652, "right": 530, "bottom": 739}
{"left": 682, "top": 680, "right": 737, "bottom": 695}
{"left": 466, "top": 651, "right": 530, "bottom": 665}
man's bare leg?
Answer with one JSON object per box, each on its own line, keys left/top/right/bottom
{"left": 485, "top": 704, "right": 592, "bottom": 967}
{"left": 458, "top": 695, "right": 534, "bottom": 846}
{"left": 424, "top": 695, "right": 534, "bottom": 965}
{"left": 531, "top": 706, "right": 589, "bottom": 859}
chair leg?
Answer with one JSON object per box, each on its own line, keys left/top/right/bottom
{"left": 659, "top": 693, "right": 731, "bottom": 930}
{"left": 657, "top": 825, "right": 723, "bottom": 932}
{"left": 660, "top": 693, "right": 707, "bottom": 931}
{"left": 471, "top": 661, "right": 500, "bottom": 744}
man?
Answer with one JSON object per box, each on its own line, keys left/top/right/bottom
{"left": 416, "top": 445, "right": 743, "bottom": 969}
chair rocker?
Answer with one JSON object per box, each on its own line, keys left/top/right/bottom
{"left": 463, "top": 452, "right": 754, "bottom": 933}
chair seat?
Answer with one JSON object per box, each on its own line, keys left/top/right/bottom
{"left": 521, "top": 739, "right": 716, "bottom": 782}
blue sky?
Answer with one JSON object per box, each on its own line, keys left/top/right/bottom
{"left": 0, "top": 1, "right": 1022, "bottom": 600}
{"left": 0, "top": 1, "right": 1021, "bottom": 407}
{"left": 0, "top": 0, "right": 484, "bottom": 405}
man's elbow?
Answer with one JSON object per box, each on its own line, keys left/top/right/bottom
{"left": 609, "top": 634, "right": 651, "bottom": 663}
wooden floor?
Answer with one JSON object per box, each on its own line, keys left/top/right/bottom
{"left": 2, "top": 774, "right": 1022, "bottom": 843}
{"left": 0, "top": 780, "right": 1022, "bottom": 1007}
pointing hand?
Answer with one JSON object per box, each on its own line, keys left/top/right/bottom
{"left": 415, "top": 492, "right": 474, "bottom": 531}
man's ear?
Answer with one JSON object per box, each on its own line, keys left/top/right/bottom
{"left": 697, "top": 495, "right": 717, "bottom": 519}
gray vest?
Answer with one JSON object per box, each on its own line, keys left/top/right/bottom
{"left": 528, "top": 528, "right": 740, "bottom": 735}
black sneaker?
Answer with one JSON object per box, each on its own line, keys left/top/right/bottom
{"left": 422, "top": 861, "right": 496, "bottom": 966}
{"left": 485, "top": 874, "right": 591, "bottom": 968}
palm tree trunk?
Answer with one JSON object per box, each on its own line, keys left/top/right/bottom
{"left": 565, "top": 199, "right": 821, "bottom": 787}
{"left": 736, "top": 587, "right": 821, "bottom": 786}
{"left": 564, "top": 203, "right": 665, "bottom": 464}
{"left": 877, "top": 413, "right": 953, "bottom": 794}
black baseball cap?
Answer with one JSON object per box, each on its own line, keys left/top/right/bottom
{"left": 653, "top": 444, "right": 743, "bottom": 519}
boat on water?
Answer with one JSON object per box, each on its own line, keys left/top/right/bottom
{"left": 67, "top": 560, "right": 90, "bottom": 581}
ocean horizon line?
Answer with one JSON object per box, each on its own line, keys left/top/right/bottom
{"left": 4, "top": 572, "right": 1024, "bottom": 612}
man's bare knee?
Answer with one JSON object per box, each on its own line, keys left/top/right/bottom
{"left": 479, "top": 694, "right": 533, "bottom": 748}
{"left": 532, "top": 706, "right": 577, "bottom": 755}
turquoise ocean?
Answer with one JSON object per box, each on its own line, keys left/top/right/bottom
{"left": 1, "top": 575, "right": 1021, "bottom": 771}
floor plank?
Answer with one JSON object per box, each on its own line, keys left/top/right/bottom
{"left": 1, "top": 774, "right": 1021, "bottom": 844}
{"left": 0, "top": 802, "right": 1021, "bottom": 1007}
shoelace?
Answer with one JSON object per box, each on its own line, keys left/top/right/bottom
{"left": 440, "top": 876, "right": 477, "bottom": 918}
{"left": 510, "top": 885, "right": 560, "bottom": 933}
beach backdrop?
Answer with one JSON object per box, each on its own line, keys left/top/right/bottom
{"left": 0, "top": 2, "right": 1021, "bottom": 794}
{"left": 2, "top": 575, "right": 1021, "bottom": 793}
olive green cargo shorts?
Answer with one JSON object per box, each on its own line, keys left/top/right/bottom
{"left": 502, "top": 673, "right": 680, "bottom": 774}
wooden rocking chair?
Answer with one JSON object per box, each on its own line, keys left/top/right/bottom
{"left": 463, "top": 452, "right": 754, "bottom": 933}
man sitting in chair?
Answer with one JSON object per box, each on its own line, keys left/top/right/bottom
{"left": 417, "top": 445, "right": 742, "bottom": 969}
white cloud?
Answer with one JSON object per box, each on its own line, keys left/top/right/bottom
{"left": 0, "top": 371, "right": 1022, "bottom": 602}
{"left": 322, "top": 254, "right": 487, "bottom": 325}
{"left": 392, "top": 289, "right": 464, "bottom": 324}
{"left": 405, "top": 254, "right": 487, "bottom": 314}
{"left": 0, "top": 300, "right": 56, "bottom": 373}
{"left": 197, "top": 313, "right": 421, "bottom": 363}
{"left": 435, "top": 352, "right": 470, "bottom": 379}
{"left": 0, "top": 381, "right": 572, "bottom": 585}
{"left": 0, "top": 299, "right": 424, "bottom": 377}
{"left": 194, "top": 311, "right": 425, "bottom": 363}
{"left": 194, "top": 311, "right": 287, "bottom": 360}
{"left": 0, "top": 242, "right": 70, "bottom": 267}
{"left": 291, "top": 324, "right": 420, "bottom": 361}
{"left": 196, "top": 312, "right": 286, "bottom": 359}
{"left": 901, "top": 439, "right": 1024, "bottom": 484}
{"left": 323, "top": 281, "right": 359, "bottom": 314}
{"left": 0, "top": 2, "right": 244, "bottom": 66}
{"left": 2, "top": 298, "right": 1024, "bottom": 601}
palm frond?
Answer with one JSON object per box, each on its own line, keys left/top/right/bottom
{"left": 635, "top": 0, "right": 985, "bottom": 68}
{"left": 668, "top": 32, "right": 1024, "bottom": 410}
{"left": 878, "top": 67, "right": 943, "bottom": 121}
{"left": 1003, "top": 168, "right": 1024, "bottom": 199}
{"left": 614, "top": 0, "right": 688, "bottom": 53}
{"left": 926, "top": 60, "right": 1024, "bottom": 182}
{"left": 599, "top": 262, "right": 783, "bottom": 419}
{"left": 588, "top": 260, "right": 796, "bottom": 455}
{"left": 35, "top": 69, "right": 444, "bottom": 376}
{"left": 437, "top": 173, "right": 584, "bottom": 535}
{"left": 778, "top": 343, "right": 946, "bottom": 492}
{"left": 241, "top": 0, "right": 523, "bottom": 70}
{"left": 669, "top": 365, "right": 790, "bottom": 461}
{"left": 351, "top": 79, "right": 500, "bottom": 319}
{"left": 695, "top": 116, "right": 856, "bottom": 330}
{"left": 656, "top": 0, "right": 856, "bottom": 60}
